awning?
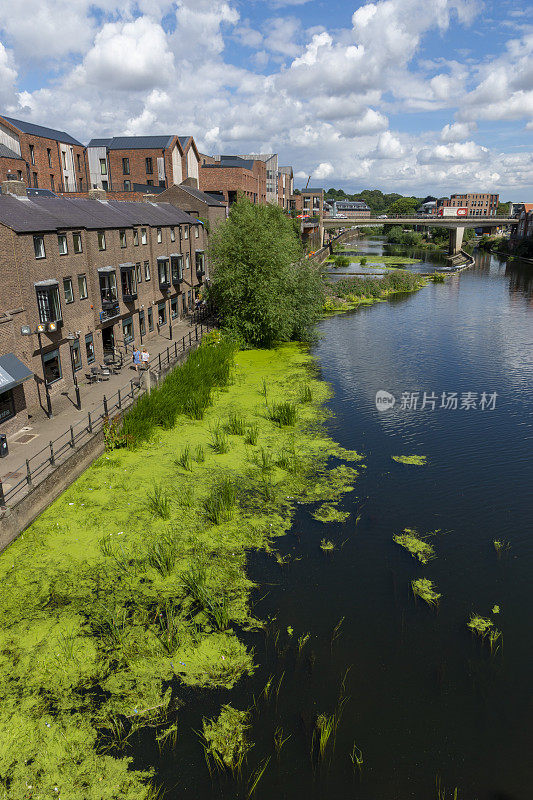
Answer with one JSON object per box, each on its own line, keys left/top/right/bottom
{"left": 170, "top": 253, "right": 182, "bottom": 258}
{"left": 98, "top": 266, "right": 116, "bottom": 273}
{"left": 119, "top": 262, "right": 135, "bottom": 271}
{"left": 0, "top": 353, "right": 33, "bottom": 393}
{"left": 195, "top": 249, "right": 205, "bottom": 253}
{"left": 156, "top": 256, "right": 169, "bottom": 262}
{"left": 34, "top": 279, "right": 59, "bottom": 287}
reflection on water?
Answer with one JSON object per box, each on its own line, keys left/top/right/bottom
{"left": 327, "top": 235, "right": 448, "bottom": 277}
{"left": 151, "top": 247, "right": 533, "bottom": 800}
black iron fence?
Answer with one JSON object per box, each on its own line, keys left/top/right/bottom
{"left": 0, "top": 318, "right": 214, "bottom": 508}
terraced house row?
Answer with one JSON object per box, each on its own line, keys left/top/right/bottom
{"left": 0, "top": 179, "right": 207, "bottom": 433}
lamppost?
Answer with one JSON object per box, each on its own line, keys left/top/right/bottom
{"left": 66, "top": 332, "right": 82, "bottom": 410}
{"left": 168, "top": 296, "right": 173, "bottom": 341}
{"left": 27, "top": 323, "right": 55, "bottom": 419}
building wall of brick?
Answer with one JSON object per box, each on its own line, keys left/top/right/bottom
{"left": 0, "top": 213, "right": 207, "bottom": 432}
{"left": 442, "top": 193, "right": 499, "bottom": 216}
{"left": 107, "top": 142, "right": 181, "bottom": 192}
{"left": 153, "top": 184, "right": 227, "bottom": 232}
{"left": 199, "top": 161, "right": 267, "bottom": 205}
{"left": 0, "top": 157, "right": 26, "bottom": 183}
{"left": 0, "top": 118, "right": 89, "bottom": 193}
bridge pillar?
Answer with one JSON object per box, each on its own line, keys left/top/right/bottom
{"left": 449, "top": 226, "right": 465, "bottom": 255}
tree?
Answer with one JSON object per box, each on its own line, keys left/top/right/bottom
{"left": 497, "top": 202, "right": 510, "bottom": 216}
{"left": 387, "top": 197, "right": 420, "bottom": 215}
{"left": 207, "top": 196, "right": 325, "bottom": 347}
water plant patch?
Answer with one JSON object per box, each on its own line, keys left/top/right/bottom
{"left": 394, "top": 528, "right": 436, "bottom": 563}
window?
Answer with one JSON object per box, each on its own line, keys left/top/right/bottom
{"left": 70, "top": 340, "right": 82, "bottom": 372}
{"left": 133, "top": 229, "right": 139, "bottom": 246}
{"left": 79, "top": 178, "right": 83, "bottom": 192}
{"left": 124, "top": 180, "right": 131, "bottom": 192}
{"left": 183, "top": 226, "right": 189, "bottom": 240}
{"left": 97, "top": 231, "right": 106, "bottom": 251}
{"left": 157, "top": 228, "right": 162, "bottom": 243}
{"left": 34, "top": 235, "right": 46, "bottom": 259}
{"left": 141, "top": 228, "right": 147, "bottom": 245}
{"left": 196, "top": 251, "right": 205, "bottom": 276}
{"left": 171, "top": 296, "right": 179, "bottom": 319}
{"left": 43, "top": 349, "right": 62, "bottom": 383}
{"left": 61, "top": 152, "right": 67, "bottom": 169}
{"left": 63, "top": 277, "right": 74, "bottom": 303}
{"left": 78, "top": 274, "right": 88, "bottom": 299}
{"left": 170, "top": 227, "right": 175, "bottom": 242}
{"left": 29, "top": 144, "right": 35, "bottom": 165}
{"left": 73, "top": 232, "right": 83, "bottom": 253}
{"left": 50, "top": 175, "right": 55, "bottom": 192}
{"left": 147, "top": 307, "right": 154, "bottom": 331}
{"left": 119, "top": 230, "right": 127, "bottom": 248}
{"left": 100, "top": 158, "right": 107, "bottom": 175}
{"left": 102, "top": 180, "right": 108, "bottom": 191}
{"left": 147, "top": 180, "right": 153, "bottom": 186}
{"left": 17, "top": 170, "right": 22, "bottom": 180}
{"left": 185, "top": 252, "right": 190, "bottom": 271}
{"left": 157, "top": 302, "right": 166, "bottom": 326}
{"left": 136, "top": 262, "right": 142, "bottom": 284}
{"left": 122, "top": 316, "right": 134, "bottom": 344}
{"left": 144, "top": 260, "right": 151, "bottom": 281}
{"left": 33, "top": 172, "right": 38, "bottom": 188}
{"left": 139, "top": 310, "right": 146, "bottom": 336}
{"left": 145, "top": 157, "right": 153, "bottom": 174}
{"left": 47, "top": 148, "right": 52, "bottom": 167}
{"left": 171, "top": 255, "right": 183, "bottom": 284}
{"left": 99, "top": 271, "right": 117, "bottom": 303}
{"left": 122, "top": 157, "right": 130, "bottom": 175}
{"left": 0, "top": 390, "right": 15, "bottom": 424}
{"left": 195, "top": 225, "right": 199, "bottom": 238}
{"left": 58, "top": 234, "right": 68, "bottom": 255}
{"left": 77, "top": 154, "right": 81, "bottom": 171}
{"left": 158, "top": 258, "right": 170, "bottom": 286}
{"left": 85, "top": 334, "right": 95, "bottom": 364}
{"left": 121, "top": 267, "right": 137, "bottom": 301}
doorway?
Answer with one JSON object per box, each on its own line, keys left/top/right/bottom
{"left": 102, "top": 325, "right": 115, "bottom": 358}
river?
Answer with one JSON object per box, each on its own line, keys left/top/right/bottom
{"left": 147, "top": 239, "right": 533, "bottom": 799}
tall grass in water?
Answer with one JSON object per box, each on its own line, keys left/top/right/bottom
{"left": 175, "top": 444, "right": 193, "bottom": 471}
{"left": 121, "top": 335, "right": 235, "bottom": 445}
{"left": 269, "top": 401, "right": 297, "bottom": 426}
{"left": 182, "top": 564, "right": 231, "bottom": 630}
{"left": 145, "top": 530, "right": 178, "bottom": 576}
{"left": 210, "top": 422, "right": 230, "bottom": 454}
{"left": 204, "top": 477, "right": 237, "bottom": 524}
{"left": 147, "top": 484, "right": 171, "bottom": 519}
{"left": 244, "top": 423, "right": 259, "bottom": 445}
{"left": 328, "top": 270, "right": 423, "bottom": 303}
{"left": 225, "top": 411, "right": 247, "bottom": 435}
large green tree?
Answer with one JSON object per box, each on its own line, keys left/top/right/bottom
{"left": 207, "top": 196, "right": 325, "bottom": 347}
{"left": 387, "top": 197, "right": 421, "bottom": 215}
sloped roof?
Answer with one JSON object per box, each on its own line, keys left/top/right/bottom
{"left": 87, "top": 138, "right": 112, "bottom": 148}
{"left": 1, "top": 115, "right": 83, "bottom": 146}
{"left": 0, "top": 195, "right": 198, "bottom": 233}
{"left": 106, "top": 136, "right": 175, "bottom": 150}
{"left": 178, "top": 184, "right": 226, "bottom": 206}
{"left": 0, "top": 143, "right": 23, "bottom": 160}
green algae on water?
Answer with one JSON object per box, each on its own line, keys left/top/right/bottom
{"left": 394, "top": 528, "right": 436, "bottom": 563}
{"left": 0, "top": 338, "right": 364, "bottom": 799}
{"left": 411, "top": 578, "right": 441, "bottom": 606}
{"left": 392, "top": 455, "right": 427, "bottom": 466}
{"left": 201, "top": 704, "right": 252, "bottom": 773}
{"left": 320, "top": 538, "right": 336, "bottom": 552}
{"left": 313, "top": 503, "right": 350, "bottom": 523}
{"left": 467, "top": 614, "right": 493, "bottom": 638}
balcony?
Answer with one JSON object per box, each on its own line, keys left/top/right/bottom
{"left": 99, "top": 302, "right": 120, "bottom": 323}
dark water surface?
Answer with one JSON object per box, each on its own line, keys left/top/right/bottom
{"left": 147, "top": 245, "right": 533, "bottom": 800}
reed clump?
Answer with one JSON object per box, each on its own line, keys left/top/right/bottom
{"left": 201, "top": 704, "right": 252, "bottom": 774}
{"left": 394, "top": 528, "right": 435, "bottom": 563}
{"left": 204, "top": 477, "right": 237, "bottom": 524}
{"left": 269, "top": 401, "right": 298, "bottom": 426}
{"left": 147, "top": 484, "right": 172, "bottom": 519}
{"left": 244, "top": 423, "right": 259, "bottom": 445}
{"left": 175, "top": 444, "right": 193, "bottom": 471}
{"left": 412, "top": 578, "right": 441, "bottom": 606}
{"left": 210, "top": 422, "right": 230, "bottom": 454}
{"left": 225, "top": 411, "right": 247, "bottom": 436}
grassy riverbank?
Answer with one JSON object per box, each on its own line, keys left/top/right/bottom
{"left": 325, "top": 270, "right": 426, "bottom": 312}
{"left": 0, "top": 337, "right": 362, "bottom": 799}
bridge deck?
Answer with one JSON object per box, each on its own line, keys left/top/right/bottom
{"left": 322, "top": 216, "right": 516, "bottom": 228}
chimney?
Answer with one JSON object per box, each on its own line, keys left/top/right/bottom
{"left": 1, "top": 178, "right": 26, "bottom": 197}
{"left": 88, "top": 187, "right": 107, "bottom": 201}
{"left": 182, "top": 177, "right": 199, "bottom": 189}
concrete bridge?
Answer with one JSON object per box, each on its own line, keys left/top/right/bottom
{"left": 321, "top": 215, "right": 518, "bottom": 255}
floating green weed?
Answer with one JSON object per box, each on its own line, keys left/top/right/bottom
{"left": 349, "top": 742, "right": 364, "bottom": 772}
{"left": 429, "top": 272, "right": 446, "bottom": 283}
{"left": 467, "top": 614, "right": 493, "bottom": 638}
{"left": 394, "top": 528, "right": 435, "bottom": 564}
{"left": 392, "top": 455, "right": 427, "bottom": 466}
{"left": 201, "top": 705, "right": 251, "bottom": 774}
{"left": 493, "top": 539, "right": 510, "bottom": 557}
{"left": 313, "top": 503, "right": 349, "bottom": 523}
{"left": 320, "top": 538, "right": 336, "bottom": 552}
{"left": 254, "top": 447, "right": 274, "bottom": 473}
{"left": 412, "top": 578, "right": 441, "bottom": 606}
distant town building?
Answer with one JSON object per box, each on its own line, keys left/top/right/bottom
{"left": 0, "top": 115, "right": 88, "bottom": 192}
{"left": 237, "top": 153, "right": 278, "bottom": 204}
{"left": 417, "top": 200, "right": 438, "bottom": 215}
{"left": 509, "top": 204, "right": 533, "bottom": 249}
{"left": 87, "top": 135, "right": 200, "bottom": 193}
{"left": 151, "top": 182, "right": 227, "bottom": 232}
{"left": 441, "top": 193, "right": 499, "bottom": 216}
{"left": 298, "top": 188, "right": 324, "bottom": 217}
{"left": 333, "top": 200, "right": 371, "bottom": 219}
{"left": 278, "top": 166, "right": 295, "bottom": 210}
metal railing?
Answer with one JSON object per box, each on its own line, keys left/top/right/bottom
{"left": 0, "top": 317, "right": 214, "bottom": 508}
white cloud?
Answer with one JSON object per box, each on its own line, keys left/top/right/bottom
{"left": 0, "top": 43, "right": 17, "bottom": 106}
{"left": 313, "top": 162, "right": 334, "bottom": 180}
{"left": 372, "top": 131, "right": 405, "bottom": 159}
{"left": 71, "top": 17, "right": 175, "bottom": 91}
{"left": 441, "top": 121, "right": 474, "bottom": 141}
{"left": 417, "top": 140, "right": 489, "bottom": 164}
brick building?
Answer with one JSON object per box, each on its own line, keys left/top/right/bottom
{"left": 236, "top": 153, "right": 278, "bottom": 204}
{"left": 509, "top": 204, "right": 533, "bottom": 249}
{"left": 199, "top": 155, "right": 267, "bottom": 205}
{"left": 0, "top": 181, "right": 207, "bottom": 433}
{"left": 153, "top": 183, "right": 227, "bottom": 232}
{"left": 278, "top": 166, "right": 295, "bottom": 211}
{"left": 333, "top": 200, "right": 371, "bottom": 219}
{"left": 0, "top": 115, "right": 88, "bottom": 193}
{"left": 87, "top": 135, "right": 201, "bottom": 193}
{"left": 297, "top": 188, "right": 324, "bottom": 217}
{"left": 441, "top": 193, "right": 499, "bottom": 216}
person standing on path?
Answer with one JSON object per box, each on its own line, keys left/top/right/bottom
{"left": 141, "top": 347, "right": 150, "bottom": 370}
{"left": 132, "top": 346, "right": 141, "bottom": 372}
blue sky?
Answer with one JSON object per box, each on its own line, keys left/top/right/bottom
{"left": 0, "top": 0, "right": 531, "bottom": 197}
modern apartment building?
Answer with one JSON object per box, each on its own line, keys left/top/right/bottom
{"left": 441, "top": 193, "right": 499, "bottom": 216}
{"left": 0, "top": 180, "right": 207, "bottom": 433}
{"left": 199, "top": 155, "right": 267, "bottom": 205}
{"left": 333, "top": 200, "right": 371, "bottom": 219}
{"left": 87, "top": 135, "right": 201, "bottom": 193}
{"left": 0, "top": 115, "right": 88, "bottom": 193}
{"left": 278, "top": 166, "right": 294, "bottom": 211}
{"left": 298, "top": 188, "right": 325, "bottom": 217}
{"left": 237, "top": 153, "right": 278, "bottom": 204}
